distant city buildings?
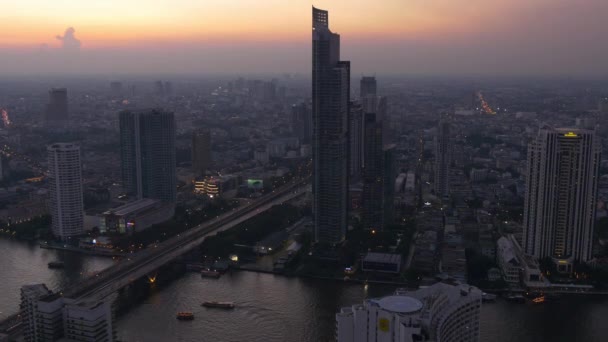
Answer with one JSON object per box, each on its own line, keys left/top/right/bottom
{"left": 119, "top": 109, "right": 177, "bottom": 203}
{"left": 47, "top": 143, "right": 84, "bottom": 239}
{"left": 45, "top": 88, "right": 68, "bottom": 130}
{"left": 336, "top": 283, "right": 482, "bottom": 342}
{"left": 523, "top": 127, "right": 601, "bottom": 270}
{"left": 312, "top": 7, "right": 350, "bottom": 245}
{"left": 434, "top": 119, "right": 451, "bottom": 198}
{"left": 192, "top": 129, "right": 212, "bottom": 176}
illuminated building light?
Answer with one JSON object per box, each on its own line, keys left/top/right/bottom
{"left": 564, "top": 132, "right": 578, "bottom": 137}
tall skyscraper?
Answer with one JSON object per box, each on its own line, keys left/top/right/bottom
{"left": 312, "top": 7, "right": 350, "bottom": 244}
{"left": 348, "top": 101, "right": 363, "bottom": 180}
{"left": 434, "top": 119, "right": 450, "bottom": 198}
{"left": 523, "top": 127, "right": 600, "bottom": 270}
{"left": 360, "top": 76, "right": 377, "bottom": 99}
{"left": 361, "top": 113, "right": 384, "bottom": 231}
{"left": 47, "top": 143, "right": 84, "bottom": 239}
{"left": 192, "top": 129, "right": 211, "bottom": 176}
{"left": 46, "top": 88, "right": 68, "bottom": 129}
{"left": 291, "top": 102, "right": 312, "bottom": 145}
{"left": 120, "top": 109, "right": 176, "bottom": 203}
{"left": 360, "top": 77, "right": 391, "bottom": 145}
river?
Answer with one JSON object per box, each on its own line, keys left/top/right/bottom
{"left": 1, "top": 238, "right": 607, "bottom": 341}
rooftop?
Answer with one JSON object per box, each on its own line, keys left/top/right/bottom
{"left": 373, "top": 295, "right": 423, "bottom": 314}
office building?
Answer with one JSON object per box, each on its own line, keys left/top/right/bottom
{"left": 46, "top": 88, "right": 68, "bottom": 129}
{"left": 292, "top": 102, "right": 312, "bottom": 145}
{"left": 434, "top": 119, "right": 450, "bottom": 198}
{"left": 312, "top": 7, "right": 350, "bottom": 244}
{"left": 64, "top": 301, "right": 113, "bottom": 342}
{"left": 119, "top": 109, "right": 176, "bottom": 203}
{"left": 383, "top": 144, "right": 396, "bottom": 225}
{"left": 361, "top": 113, "right": 384, "bottom": 231}
{"left": 523, "top": 127, "right": 600, "bottom": 270}
{"left": 192, "top": 129, "right": 211, "bottom": 176}
{"left": 48, "top": 143, "right": 84, "bottom": 239}
{"left": 360, "top": 76, "right": 377, "bottom": 99}
{"left": 336, "top": 283, "right": 482, "bottom": 342}
{"left": 348, "top": 101, "right": 364, "bottom": 180}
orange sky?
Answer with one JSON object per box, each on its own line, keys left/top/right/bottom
{"left": 0, "top": 0, "right": 537, "bottom": 48}
{"left": 1, "top": 0, "right": 607, "bottom": 75}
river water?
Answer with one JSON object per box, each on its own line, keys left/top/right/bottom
{"left": 1, "top": 238, "right": 607, "bottom": 341}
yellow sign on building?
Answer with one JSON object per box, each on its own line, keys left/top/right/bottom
{"left": 378, "top": 317, "right": 390, "bottom": 332}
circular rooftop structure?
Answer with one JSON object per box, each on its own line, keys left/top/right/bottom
{"left": 377, "top": 296, "right": 423, "bottom": 314}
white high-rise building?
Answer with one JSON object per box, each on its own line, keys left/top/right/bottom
{"left": 336, "top": 283, "right": 482, "bottom": 342}
{"left": 47, "top": 143, "right": 84, "bottom": 239}
{"left": 64, "top": 300, "right": 114, "bottom": 342}
{"left": 20, "top": 284, "right": 64, "bottom": 342}
{"left": 523, "top": 127, "right": 601, "bottom": 271}
{"left": 434, "top": 120, "right": 450, "bottom": 198}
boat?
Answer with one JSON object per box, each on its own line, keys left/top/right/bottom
{"left": 176, "top": 312, "right": 194, "bottom": 320}
{"left": 505, "top": 294, "right": 525, "bottom": 303}
{"left": 202, "top": 301, "right": 235, "bottom": 309}
{"left": 482, "top": 292, "right": 497, "bottom": 302}
{"left": 47, "top": 261, "right": 65, "bottom": 269}
{"left": 200, "top": 269, "right": 221, "bottom": 278}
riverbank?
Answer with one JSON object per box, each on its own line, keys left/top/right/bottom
{"left": 235, "top": 264, "right": 608, "bottom": 297}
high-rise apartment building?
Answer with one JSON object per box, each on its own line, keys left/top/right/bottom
{"left": 312, "top": 7, "right": 350, "bottom": 244}
{"left": 64, "top": 301, "right": 114, "bottom": 342}
{"left": 336, "top": 283, "right": 482, "bottom": 342}
{"left": 291, "top": 102, "right": 313, "bottom": 145}
{"left": 523, "top": 127, "right": 600, "bottom": 270}
{"left": 21, "top": 284, "right": 63, "bottom": 342}
{"left": 20, "top": 284, "right": 114, "bottom": 342}
{"left": 192, "top": 129, "right": 211, "bottom": 176}
{"left": 46, "top": 88, "right": 69, "bottom": 129}
{"left": 48, "top": 143, "right": 84, "bottom": 239}
{"left": 119, "top": 109, "right": 176, "bottom": 203}
{"left": 434, "top": 119, "right": 450, "bottom": 198}
{"left": 361, "top": 113, "right": 384, "bottom": 231}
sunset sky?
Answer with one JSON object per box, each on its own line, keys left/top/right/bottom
{"left": 1, "top": 0, "right": 607, "bottom": 76}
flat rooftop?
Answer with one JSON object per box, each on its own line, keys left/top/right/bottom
{"left": 105, "top": 198, "right": 159, "bottom": 216}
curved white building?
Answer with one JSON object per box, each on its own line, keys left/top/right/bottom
{"left": 48, "top": 143, "right": 83, "bottom": 239}
{"left": 336, "top": 283, "right": 481, "bottom": 342}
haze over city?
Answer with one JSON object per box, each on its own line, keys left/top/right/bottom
{"left": 1, "top": 0, "right": 608, "bottom": 76}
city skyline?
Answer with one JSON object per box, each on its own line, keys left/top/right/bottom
{"left": 2, "top": 3, "right": 608, "bottom": 342}
{"left": 1, "top": 1, "right": 608, "bottom": 75}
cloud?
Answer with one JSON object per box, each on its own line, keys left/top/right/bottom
{"left": 55, "top": 27, "right": 81, "bottom": 51}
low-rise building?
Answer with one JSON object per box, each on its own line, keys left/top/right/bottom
{"left": 361, "top": 253, "right": 402, "bottom": 274}
{"left": 100, "top": 198, "right": 174, "bottom": 234}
